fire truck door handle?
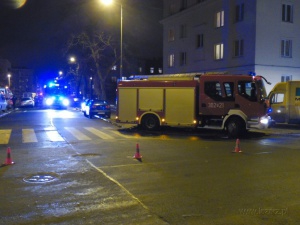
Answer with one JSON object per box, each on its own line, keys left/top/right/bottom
{"left": 201, "top": 103, "right": 206, "bottom": 107}
{"left": 235, "top": 104, "right": 240, "bottom": 108}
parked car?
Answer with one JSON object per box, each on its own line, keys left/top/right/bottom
{"left": 81, "top": 99, "right": 90, "bottom": 116}
{"left": 0, "top": 93, "right": 7, "bottom": 112}
{"left": 20, "top": 97, "right": 34, "bottom": 108}
{"left": 85, "top": 99, "right": 111, "bottom": 119}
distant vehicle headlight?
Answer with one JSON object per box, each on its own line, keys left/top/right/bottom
{"left": 46, "top": 98, "right": 54, "bottom": 106}
{"left": 62, "top": 99, "right": 70, "bottom": 106}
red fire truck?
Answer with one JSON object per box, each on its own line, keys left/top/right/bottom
{"left": 116, "top": 73, "right": 271, "bottom": 137}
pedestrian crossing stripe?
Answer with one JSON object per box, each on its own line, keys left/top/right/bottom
{"left": 64, "top": 127, "right": 91, "bottom": 140}
{"left": 22, "top": 129, "right": 38, "bottom": 143}
{"left": 0, "top": 129, "right": 11, "bottom": 144}
{"left": 84, "top": 127, "right": 114, "bottom": 139}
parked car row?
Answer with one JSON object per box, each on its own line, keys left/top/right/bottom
{"left": 81, "top": 99, "right": 111, "bottom": 119}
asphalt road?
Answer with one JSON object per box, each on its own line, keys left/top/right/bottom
{"left": 1, "top": 108, "right": 300, "bottom": 225}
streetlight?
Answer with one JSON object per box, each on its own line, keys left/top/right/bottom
{"left": 7, "top": 73, "right": 11, "bottom": 88}
{"left": 90, "top": 77, "right": 93, "bottom": 98}
{"left": 100, "top": 0, "right": 123, "bottom": 80}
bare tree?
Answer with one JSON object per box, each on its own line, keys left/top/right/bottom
{"left": 67, "top": 31, "right": 119, "bottom": 100}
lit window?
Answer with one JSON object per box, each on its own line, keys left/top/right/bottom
{"left": 111, "top": 65, "right": 117, "bottom": 70}
{"left": 214, "top": 43, "right": 224, "bottom": 60}
{"left": 196, "top": 34, "right": 204, "bottom": 48}
{"left": 179, "top": 52, "right": 187, "bottom": 66}
{"left": 282, "top": 3, "right": 293, "bottom": 23}
{"left": 281, "top": 39, "right": 292, "bottom": 58}
{"left": 168, "top": 54, "right": 175, "bottom": 67}
{"left": 180, "top": 24, "right": 187, "bottom": 38}
{"left": 150, "top": 67, "right": 154, "bottom": 74}
{"left": 235, "top": 3, "right": 244, "bottom": 22}
{"left": 215, "top": 10, "right": 224, "bottom": 27}
{"left": 233, "top": 39, "right": 244, "bottom": 57}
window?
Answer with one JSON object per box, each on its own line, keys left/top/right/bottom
{"left": 180, "top": 0, "right": 187, "bottom": 10}
{"left": 169, "top": 3, "right": 176, "bottom": 15}
{"left": 270, "top": 93, "right": 284, "bottom": 104}
{"left": 238, "top": 81, "right": 257, "bottom": 101}
{"left": 215, "top": 10, "right": 224, "bottom": 27}
{"left": 235, "top": 3, "right": 244, "bottom": 22}
{"left": 282, "top": 3, "right": 293, "bottom": 22}
{"left": 150, "top": 67, "right": 154, "bottom": 74}
{"left": 223, "top": 82, "right": 234, "bottom": 99}
{"left": 168, "top": 54, "right": 175, "bottom": 67}
{"left": 233, "top": 39, "right": 244, "bottom": 57}
{"left": 180, "top": 24, "right": 187, "bottom": 38}
{"left": 281, "top": 39, "right": 292, "bottom": 58}
{"left": 196, "top": 34, "right": 204, "bottom": 48}
{"left": 168, "top": 29, "right": 175, "bottom": 42}
{"left": 204, "top": 81, "right": 222, "bottom": 100}
{"left": 179, "top": 52, "right": 187, "bottom": 66}
{"left": 214, "top": 43, "right": 224, "bottom": 60}
{"left": 296, "top": 88, "right": 300, "bottom": 96}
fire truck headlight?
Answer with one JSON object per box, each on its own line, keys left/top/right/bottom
{"left": 260, "top": 116, "right": 270, "bottom": 125}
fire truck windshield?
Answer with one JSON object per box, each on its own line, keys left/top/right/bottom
{"left": 256, "top": 79, "right": 268, "bottom": 101}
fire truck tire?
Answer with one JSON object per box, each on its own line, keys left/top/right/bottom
{"left": 226, "top": 117, "right": 246, "bottom": 138}
{"left": 141, "top": 114, "right": 160, "bottom": 130}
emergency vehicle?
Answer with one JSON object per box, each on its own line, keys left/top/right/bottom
{"left": 268, "top": 81, "right": 300, "bottom": 124}
{"left": 116, "top": 73, "right": 271, "bottom": 138}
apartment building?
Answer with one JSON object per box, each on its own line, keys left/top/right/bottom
{"left": 161, "top": 0, "right": 300, "bottom": 93}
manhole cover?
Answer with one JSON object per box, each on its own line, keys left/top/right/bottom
{"left": 23, "top": 173, "right": 59, "bottom": 183}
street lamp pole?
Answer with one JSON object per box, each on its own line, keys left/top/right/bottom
{"left": 120, "top": 3, "right": 123, "bottom": 80}
{"left": 101, "top": 0, "right": 123, "bottom": 80}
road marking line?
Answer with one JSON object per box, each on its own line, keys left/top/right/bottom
{"left": 86, "top": 160, "right": 148, "bottom": 210}
{"left": 22, "top": 129, "right": 38, "bottom": 143}
{"left": 64, "top": 127, "right": 91, "bottom": 140}
{"left": 0, "top": 129, "right": 11, "bottom": 144}
{"left": 84, "top": 127, "right": 114, "bottom": 139}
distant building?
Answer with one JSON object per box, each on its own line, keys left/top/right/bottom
{"left": 0, "top": 59, "right": 11, "bottom": 87}
{"left": 161, "top": 0, "right": 300, "bottom": 93}
{"left": 10, "top": 67, "right": 36, "bottom": 98}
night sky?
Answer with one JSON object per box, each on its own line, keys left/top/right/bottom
{"left": 0, "top": 0, "right": 163, "bottom": 81}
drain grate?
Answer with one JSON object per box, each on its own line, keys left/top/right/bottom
{"left": 23, "top": 173, "right": 59, "bottom": 183}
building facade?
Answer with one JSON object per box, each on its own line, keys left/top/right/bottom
{"left": 9, "top": 68, "right": 36, "bottom": 98}
{"left": 161, "top": 0, "right": 300, "bottom": 93}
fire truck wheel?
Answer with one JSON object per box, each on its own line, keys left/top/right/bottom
{"left": 226, "top": 117, "right": 246, "bottom": 138}
{"left": 141, "top": 114, "right": 159, "bottom": 130}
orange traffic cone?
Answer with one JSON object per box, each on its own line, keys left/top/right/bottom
{"left": 133, "top": 143, "right": 142, "bottom": 160}
{"left": 4, "top": 147, "right": 15, "bottom": 165}
{"left": 232, "top": 139, "right": 242, "bottom": 153}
